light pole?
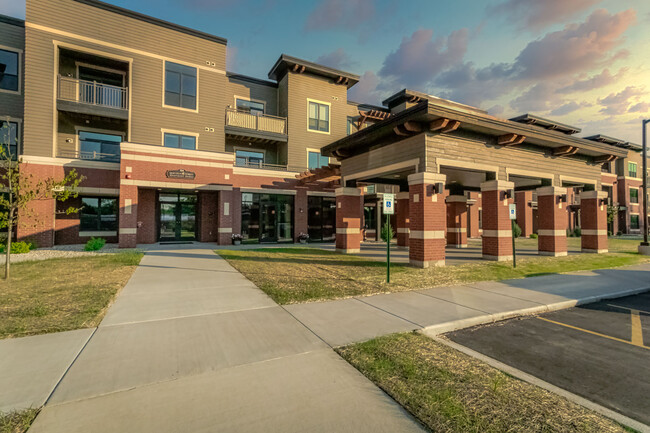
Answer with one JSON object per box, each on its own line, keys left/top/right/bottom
{"left": 641, "top": 119, "right": 649, "bottom": 250}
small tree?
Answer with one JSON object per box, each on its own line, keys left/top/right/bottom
{"left": 0, "top": 120, "right": 84, "bottom": 279}
{"left": 607, "top": 204, "right": 619, "bottom": 227}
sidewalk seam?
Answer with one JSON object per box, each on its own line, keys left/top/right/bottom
{"left": 354, "top": 297, "right": 424, "bottom": 329}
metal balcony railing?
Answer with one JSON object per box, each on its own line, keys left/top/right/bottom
{"left": 57, "top": 149, "right": 120, "bottom": 163}
{"left": 225, "top": 108, "right": 287, "bottom": 135}
{"left": 58, "top": 75, "right": 128, "bottom": 110}
{"left": 234, "top": 156, "right": 289, "bottom": 171}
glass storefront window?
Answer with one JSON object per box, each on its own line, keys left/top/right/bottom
{"left": 308, "top": 196, "right": 336, "bottom": 242}
{"left": 241, "top": 193, "right": 294, "bottom": 243}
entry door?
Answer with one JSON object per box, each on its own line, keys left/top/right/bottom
{"left": 260, "top": 201, "right": 277, "bottom": 243}
{"left": 159, "top": 193, "right": 197, "bottom": 241}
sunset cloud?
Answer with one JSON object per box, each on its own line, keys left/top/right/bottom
{"left": 316, "top": 48, "right": 355, "bottom": 70}
{"left": 488, "top": 0, "right": 601, "bottom": 31}
{"left": 303, "top": 0, "right": 374, "bottom": 31}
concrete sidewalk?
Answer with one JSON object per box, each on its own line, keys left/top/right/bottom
{"left": 24, "top": 246, "right": 425, "bottom": 433}
{"left": 286, "top": 263, "right": 650, "bottom": 347}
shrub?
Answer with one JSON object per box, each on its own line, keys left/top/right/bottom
{"left": 529, "top": 233, "right": 538, "bottom": 239}
{"left": 512, "top": 223, "right": 522, "bottom": 238}
{"left": 566, "top": 229, "right": 573, "bottom": 238}
{"left": 10, "top": 241, "right": 32, "bottom": 254}
{"left": 573, "top": 227, "right": 581, "bottom": 237}
{"left": 380, "top": 221, "right": 394, "bottom": 242}
{"left": 84, "top": 237, "right": 106, "bottom": 251}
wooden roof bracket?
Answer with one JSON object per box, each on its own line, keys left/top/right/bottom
{"left": 497, "top": 133, "right": 526, "bottom": 146}
{"left": 440, "top": 120, "right": 461, "bottom": 133}
{"left": 593, "top": 154, "right": 617, "bottom": 164}
{"left": 553, "top": 145, "right": 579, "bottom": 157}
{"left": 429, "top": 118, "right": 450, "bottom": 131}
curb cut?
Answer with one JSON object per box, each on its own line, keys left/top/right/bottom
{"left": 429, "top": 335, "right": 650, "bottom": 433}
{"left": 420, "top": 285, "right": 650, "bottom": 337}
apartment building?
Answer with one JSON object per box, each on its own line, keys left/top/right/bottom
{"left": 0, "top": 0, "right": 646, "bottom": 251}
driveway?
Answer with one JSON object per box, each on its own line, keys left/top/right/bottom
{"left": 27, "top": 245, "right": 425, "bottom": 433}
{"left": 446, "top": 292, "right": 650, "bottom": 425}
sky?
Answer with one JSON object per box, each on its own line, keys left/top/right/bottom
{"left": 2, "top": 0, "right": 649, "bottom": 143}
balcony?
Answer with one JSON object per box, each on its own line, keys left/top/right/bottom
{"left": 225, "top": 108, "right": 288, "bottom": 143}
{"left": 57, "top": 149, "right": 120, "bottom": 163}
{"left": 57, "top": 75, "right": 129, "bottom": 120}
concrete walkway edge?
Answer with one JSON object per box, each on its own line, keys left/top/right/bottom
{"left": 420, "top": 285, "right": 650, "bottom": 336}
{"left": 430, "top": 335, "right": 650, "bottom": 433}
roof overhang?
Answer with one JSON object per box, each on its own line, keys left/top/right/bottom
{"left": 268, "top": 54, "right": 359, "bottom": 88}
{"left": 322, "top": 102, "right": 628, "bottom": 160}
{"left": 510, "top": 113, "right": 581, "bottom": 135}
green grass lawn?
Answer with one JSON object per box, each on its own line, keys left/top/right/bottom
{"left": 0, "top": 409, "right": 39, "bottom": 433}
{"left": 217, "top": 244, "right": 648, "bottom": 304}
{"left": 0, "top": 252, "right": 142, "bottom": 339}
{"left": 338, "top": 333, "right": 633, "bottom": 433}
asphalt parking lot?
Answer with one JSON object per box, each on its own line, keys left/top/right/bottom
{"left": 447, "top": 292, "right": 650, "bottom": 425}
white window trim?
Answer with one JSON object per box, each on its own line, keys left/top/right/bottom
{"left": 306, "top": 147, "right": 329, "bottom": 169}
{"left": 0, "top": 44, "right": 22, "bottom": 96}
{"left": 0, "top": 116, "right": 22, "bottom": 156}
{"left": 306, "top": 98, "right": 331, "bottom": 135}
{"left": 233, "top": 95, "right": 266, "bottom": 113}
{"left": 161, "top": 128, "right": 200, "bottom": 150}
{"left": 75, "top": 126, "right": 125, "bottom": 155}
{"left": 162, "top": 60, "right": 199, "bottom": 113}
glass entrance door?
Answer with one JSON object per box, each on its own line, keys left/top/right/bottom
{"left": 260, "top": 201, "right": 277, "bottom": 243}
{"left": 159, "top": 193, "right": 197, "bottom": 241}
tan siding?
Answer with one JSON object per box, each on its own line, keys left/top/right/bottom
{"left": 426, "top": 132, "right": 602, "bottom": 186}
{"left": 285, "top": 73, "right": 348, "bottom": 170}
{"left": 226, "top": 78, "right": 278, "bottom": 116}
{"left": 0, "top": 21, "right": 25, "bottom": 121}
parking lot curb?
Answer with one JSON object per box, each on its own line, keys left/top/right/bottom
{"left": 429, "top": 335, "right": 650, "bottom": 433}
{"left": 420, "top": 285, "right": 650, "bottom": 337}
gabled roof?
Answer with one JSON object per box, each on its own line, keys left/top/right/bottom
{"left": 510, "top": 113, "right": 581, "bottom": 135}
{"left": 72, "top": 0, "right": 227, "bottom": 45}
{"left": 267, "top": 54, "right": 359, "bottom": 88}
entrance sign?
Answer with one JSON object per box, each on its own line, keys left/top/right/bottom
{"left": 383, "top": 193, "right": 395, "bottom": 215}
{"left": 509, "top": 204, "right": 517, "bottom": 220}
{"left": 166, "top": 169, "right": 196, "bottom": 180}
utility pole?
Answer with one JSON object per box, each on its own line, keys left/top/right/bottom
{"left": 641, "top": 119, "right": 649, "bottom": 251}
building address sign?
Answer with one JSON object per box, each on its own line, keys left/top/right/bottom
{"left": 165, "top": 169, "right": 196, "bottom": 180}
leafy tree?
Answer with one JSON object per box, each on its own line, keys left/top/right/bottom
{"left": 0, "top": 119, "right": 84, "bottom": 279}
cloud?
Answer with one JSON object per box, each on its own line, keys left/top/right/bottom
{"left": 598, "top": 86, "right": 647, "bottom": 115}
{"left": 303, "top": 0, "right": 374, "bottom": 32}
{"left": 348, "top": 71, "right": 383, "bottom": 105}
{"left": 378, "top": 28, "right": 469, "bottom": 88}
{"left": 488, "top": 105, "right": 505, "bottom": 115}
{"left": 488, "top": 0, "right": 602, "bottom": 31}
{"left": 510, "top": 83, "right": 561, "bottom": 112}
{"left": 557, "top": 68, "right": 627, "bottom": 93}
{"left": 316, "top": 48, "right": 355, "bottom": 70}
{"left": 629, "top": 102, "right": 650, "bottom": 113}
{"left": 549, "top": 101, "right": 592, "bottom": 116}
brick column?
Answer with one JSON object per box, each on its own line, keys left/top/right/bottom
{"left": 335, "top": 187, "right": 362, "bottom": 253}
{"left": 446, "top": 195, "right": 467, "bottom": 248}
{"left": 396, "top": 192, "right": 410, "bottom": 248}
{"left": 536, "top": 186, "right": 568, "bottom": 256}
{"left": 580, "top": 190, "right": 608, "bottom": 253}
{"left": 481, "top": 180, "right": 514, "bottom": 261}
{"left": 198, "top": 191, "right": 218, "bottom": 242}
{"left": 118, "top": 184, "right": 138, "bottom": 248}
{"left": 408, "top": 173, "right": 446, "bottom": 267}
{"left": 515, "top": 190, "right": 534, "bottom": 237}
{"left": 294, "top": 188, "right": 308, "bottom": 242}
{"left": 217, "top": 189, "right": 233, "bottom": 245}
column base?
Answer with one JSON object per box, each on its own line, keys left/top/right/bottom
{"left": 482, "top": 254, "right": 513, "bottom": 261}
{"left": 539, "top": 251, "right": 568, "bottom": 257}
{"left": 336, "top": 248, "right": 361, "bottom": 254}
{"left": 448, "top": 244, "right": 468, "bottom": 249}
{"left": 409, "top": 259, "right": 445, "bottom": 268}
{"left": 639, "top": 245, "right": 650, "bottom": 256}
{"left": 582, "top": 248, "right": 608, "bottom": 254}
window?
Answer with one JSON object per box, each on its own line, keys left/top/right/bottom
{"left": 628, "top": 162, "right": 637, "bottom": 178}
{"left": 630, "top": 214, "right": 640, "bottom": 230}
{"left": 235, "top": 149, "right": 264, "bottom": 167}
{"left": 347, "top": 117, "right": 355, "bottom": 135}
{"left": 0, "top": 120, "right": 18, "bottom": 159}
{"left": 79, "top": 131, "right": 121, "bottom": 161}
{"left": 308, "top": 101, "right": 329, "bottom": 133}
{"left": 236, "top": 99, "right": 264, "bottom": 115}
{"left": 364, "top": 206, "right": 376, "bottom": 231}
{"left": 0, "top": 49, "right": 19, "bottom": 92}
{"left": 308, "top": 150, "right": 328, "bottom": 169}
{"left": 630, "top": 188, "right": 639, "bottom": 204}
{"left": 164, "top": 62, "right": 197, "bottom": 110}
{"left": 80, "top": 197, "right": 118, "bottom": 232}
{"left": 163, "top": 133, "right": 196, "bottom": 150}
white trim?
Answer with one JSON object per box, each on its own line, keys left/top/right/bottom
{"left": 120, "top": 152, "right": 232, "bottom": 168}
{"left": 121, "top": 142, "right": 232, "bottom": 161}
{"left": 232, "top": 166, "right": 300, "bottom": 177}
{"left": 336, "top": 228, "right": 360, "bottom": 234}
{"left": 436, "top": 158, "right": 499, "bottom": 175}
{"left": 0, "top": 44, "right": 22, "bottom": 95}
{"left": 162, "top": 60, "right": 200, "bottom": 113}
{"left": 306, "top": 98, "right": 331, "bottom": 135}
{"left": 28, "top": 23, "right": 226, "bottom": 74}
{"left": 335, "top": 187, "right": 361, "bottom": 196}
{"left": 409, "top": 230, "right": 445, "bottom": 239}
{"left": 76, "top": 187, "right": 120, "bottom": 195}
{"left": 480, "top": 180, "right": 514, "bottom": 192}
{"left": 397, "top": 228, "right": 410, "bottom": 234}
{"left": 240, "top": 187, "right": 296, "bottom": 195}
{"left": 559, "top": 175, "right": 596, "bottom": 186}
{"left": 538, "top": 229, "right": 566, "bottom": 236}
{"left": 447, "top": 228, "right": 467, "bottom": 233}
{"left": 79, "top": 231, "right": 117, "bottom": 237}
{"left": 120, "top": 179, "right": 232, "bottom": 190}
{"left": 482, "top": 229, "right": 512, "bottom": 237}
{"left": 505, "top": 167, "right": 552, "bottom": 182}
{"left": 307, "top": 191, "right": 336, "bottom": 197}
{"left": 21, "top": 155, "right": 120, "bottom": 170}
{"left": 119, "top": 228, "right": 137, "bottom": 235}
{"left": 218, "top": 228, "right": 232, "bottom": 233}
{"left": 160, "top": 129, "right": 200, "bottom": 150}
{"left": 582, "top": 229, "right": 607, "bottom": 236}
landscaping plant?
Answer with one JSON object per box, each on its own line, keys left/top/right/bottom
{"left": 84, "top": 237, "right": 106, "bottom": 251}
{"left": 512, "top": 222, "right": 522, "bottom": 238}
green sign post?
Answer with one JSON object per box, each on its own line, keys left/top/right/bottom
{"left": 509, "top": 203, "right": 517, "bottom": 268}
{"left": 383, "top": 194, "right": 395, "bottom": 283}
